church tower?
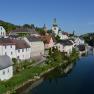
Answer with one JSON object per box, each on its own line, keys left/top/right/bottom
{"left": 51, "top": 18, "right": 59, "bottom": 36}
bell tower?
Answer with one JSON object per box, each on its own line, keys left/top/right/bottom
{"left": 52, "top": 18, "right": 59, "bottom": 36}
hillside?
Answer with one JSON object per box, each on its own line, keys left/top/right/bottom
{"left": 0, "top": 20, "right": 17, "bottom": 33}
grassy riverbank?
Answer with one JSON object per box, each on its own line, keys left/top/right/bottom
{"left": 0, "top": 62, "right": 64, "bottom": 94}
{"left": 0, "top": 48, "right": 79, "bottom": 94}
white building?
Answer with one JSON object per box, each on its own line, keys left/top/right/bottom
{"left": 0, "top": 38, "right": 16, "bottom": 58}
{"left": 56, "top": 39, "right": 73, "bottom": 54}
{"left": 14, "top": 39, "right": 31, "bottom": 60}
{"left": 74, "top": 37, "right": 85, "bottom": 46}
{"left": 0, "top": 38, "right": 31, "bottom": 60}
{"left": 0, "top": 55, "right": 13, "bottom": 81}
{"left": 58, "top": 31, "right": 69, "bottom": 40}
{"left": 52, "top": 18, "right": 59, "bottom": 36}
{"left": 24, "top": 36, "right": 44, "bottom": 58}
{"left": 0, "top": 26, "right": 6, "bottom": 37}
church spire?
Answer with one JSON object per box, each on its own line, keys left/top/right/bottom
{"left": 53, "top": 18, "right": 57, "bottom": 26}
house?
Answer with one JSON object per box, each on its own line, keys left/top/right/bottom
{"left": 56, "top": 39, "right": 73, "bottom": 54}
{"left": 13, "top": 39, "right": 31, "bottom": 60}
{"left": 0, "top": 38, "right": 31, "bottom": 60}
{"left": 74, "top": 37, "right": 85, "bottom": 46}
{"left": 24, "top": 36, "right": 44, "bottom": 58}
{"left": 0, "top": 26, "right": 6, "bottom": 38}
{"left": 58, "top": 31, "right": 69, "bottom": 40}
{"left": 41, "top": 35, "right": 54, "bottom": 49}
{"left": 0, "top": 55, "right": 13, "bottom": 81}
{"left": 9, "top": 27, "right": 40, "bottom": 37}
{"left": 0, "top": 38, "right": 16, "bottom": 59}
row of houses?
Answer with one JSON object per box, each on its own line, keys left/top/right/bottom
{"left": 0, "top": 24, "right": 85, "bottom": 81}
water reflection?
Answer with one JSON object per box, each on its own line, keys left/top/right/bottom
{"left": 44, "top": 62, "right": 76, "bottom": 82}
{"left": 25, "top": 62, "right": 77, "bottom": 94}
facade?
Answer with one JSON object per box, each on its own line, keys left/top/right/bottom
{"left": 14, "top": 39, "right": 31, "bottom": 60}
{"left": 24, "top": 36, "right": 44, "bottom": 58}
{"left": 0, "top": 26, "right": 6, "bottom": 37}
{"left": 58, "top": 31, "right": 69, "bottom": 40}
{"left": 56, "top": 39, "right": 73, "bottom": 54}
{"left": 0, "top": 38, "right": 31, "bottom": 60}
{"left": 0, "top": 55, "right": 13, "bottom": 81}
{"left": 74, "top": 37, "right": 85, "bottom": 46}
{"left": 0, "top": 38, "right": 16, "bottom": 58}
{"left": 41, "top": 35, "right": 54, "bottom": 49}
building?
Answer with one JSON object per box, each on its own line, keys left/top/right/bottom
{"left": 0, "top": 38, "right": 16, "bottom": 59}
{"left": 56, "top": 39, "right": 73, "bottom": 54}
{"left": 14, "top": 39, "right": 31, "bottom": 60}
{"left": 58, "top": 31, "right": 69, "bottom": 40}
{"left": 41, "top": 35, "right": 54, "bottom": 49}
{"left": 52, "top": 18, "right": 59, "bottom": 36}
{"left": 0, "top": 55, "right": 13, "bottom": 81}
{"left": 0, "top": 38, "right": 31, "bottom": 60}
{"left": 24, "top": 36, "right": 44, "bottom": 58}
{"left": 9, "top": 27, "right": 40, "bottom": 37}
{"left": 74, "top": 37, "right": 85, "bottom": 46}
{"left": 0, "top": 26, "right": 6, "bottom": 38}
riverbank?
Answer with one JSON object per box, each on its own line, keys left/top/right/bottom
{"left": 0, "top": 61, "right": 66, "bottom": 94}
{"left": 0, "top": 48, "right": 79, "bottom": 94}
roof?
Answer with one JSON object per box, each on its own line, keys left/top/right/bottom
{"left": 13, "top": 39, "right": 30, "bottom": 49}
{"left": 41, "top": 35, "right": 52, "bottom": 44}
{"left": 62, "top": 32, "right": 69, "bottom": 36}
{"left": 27, "top": 36, "right": 41, "bottom": 42}
{"left": 0, "top": 38, "right": 16, "bottom": 45}
{"left": 0, "top": 55, "right": 13, "bottom": 70}
{"left": 10, "top": 27, "right": 38, "bottom": 34}
{"left": 60, "top": 39, "right": 73, "bottom": 46}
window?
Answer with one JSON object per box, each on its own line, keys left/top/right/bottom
{"left": 1, "top": 32, "right": 2, "bottom": 35}
{"left": 3, "top": 70, "right": 5, "bottom": 75}
{"left": 17, "top": 56, "right": 19, "bottom": 59}
{"left": 22, "top": 49, "right": 24, "bottom": 52}
{"left": 11, "top": 51, "right": 13, "bottom": 55}
{"left": 3, "top": 32, "right": 4, "bottom": 36}
{"left": 5, "top": 52, "right": 7, "bottom": 55}
{"left": 5, "top": 45, "right": 7, "bottom": 49}
{"left": 18, "top": 49, "right": 20, "bottom": 53}
{"left": 8, "top": 69, "right": 9, "bottom": 73}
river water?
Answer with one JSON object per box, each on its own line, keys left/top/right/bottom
{"left": 24, "top": 54, "right": 94, "bottom": 94}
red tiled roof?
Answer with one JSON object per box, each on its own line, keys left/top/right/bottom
{"left": 13, "top": 39, "right": 30, "bottom": 49}
{"left": 41, "top": 35, "right": 52, "bottom": 44}
{"left": 0, "top": 38, "right": 16, "bottom": 45}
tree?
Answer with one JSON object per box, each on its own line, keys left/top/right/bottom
{"left": 55, "top": 35, "right": 61, "bottom": 42}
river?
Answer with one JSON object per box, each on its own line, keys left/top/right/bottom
{"left": 22, "top": 54, "right": 94, "bottom": 94}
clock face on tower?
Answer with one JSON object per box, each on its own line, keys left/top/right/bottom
{"left": 54, "top": 27, "right": 56, "bottom": 30}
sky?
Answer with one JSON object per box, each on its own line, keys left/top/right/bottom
{"left": 0, "top": 0, "right": 94, "bottom": 35}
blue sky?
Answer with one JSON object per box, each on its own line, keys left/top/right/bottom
{"left": 0, "top": 0, "right": 94, "bottom": 35}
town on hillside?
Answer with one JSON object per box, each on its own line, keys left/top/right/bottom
{"left": 0, "top": 19, "right": 90, "bottom": 82}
